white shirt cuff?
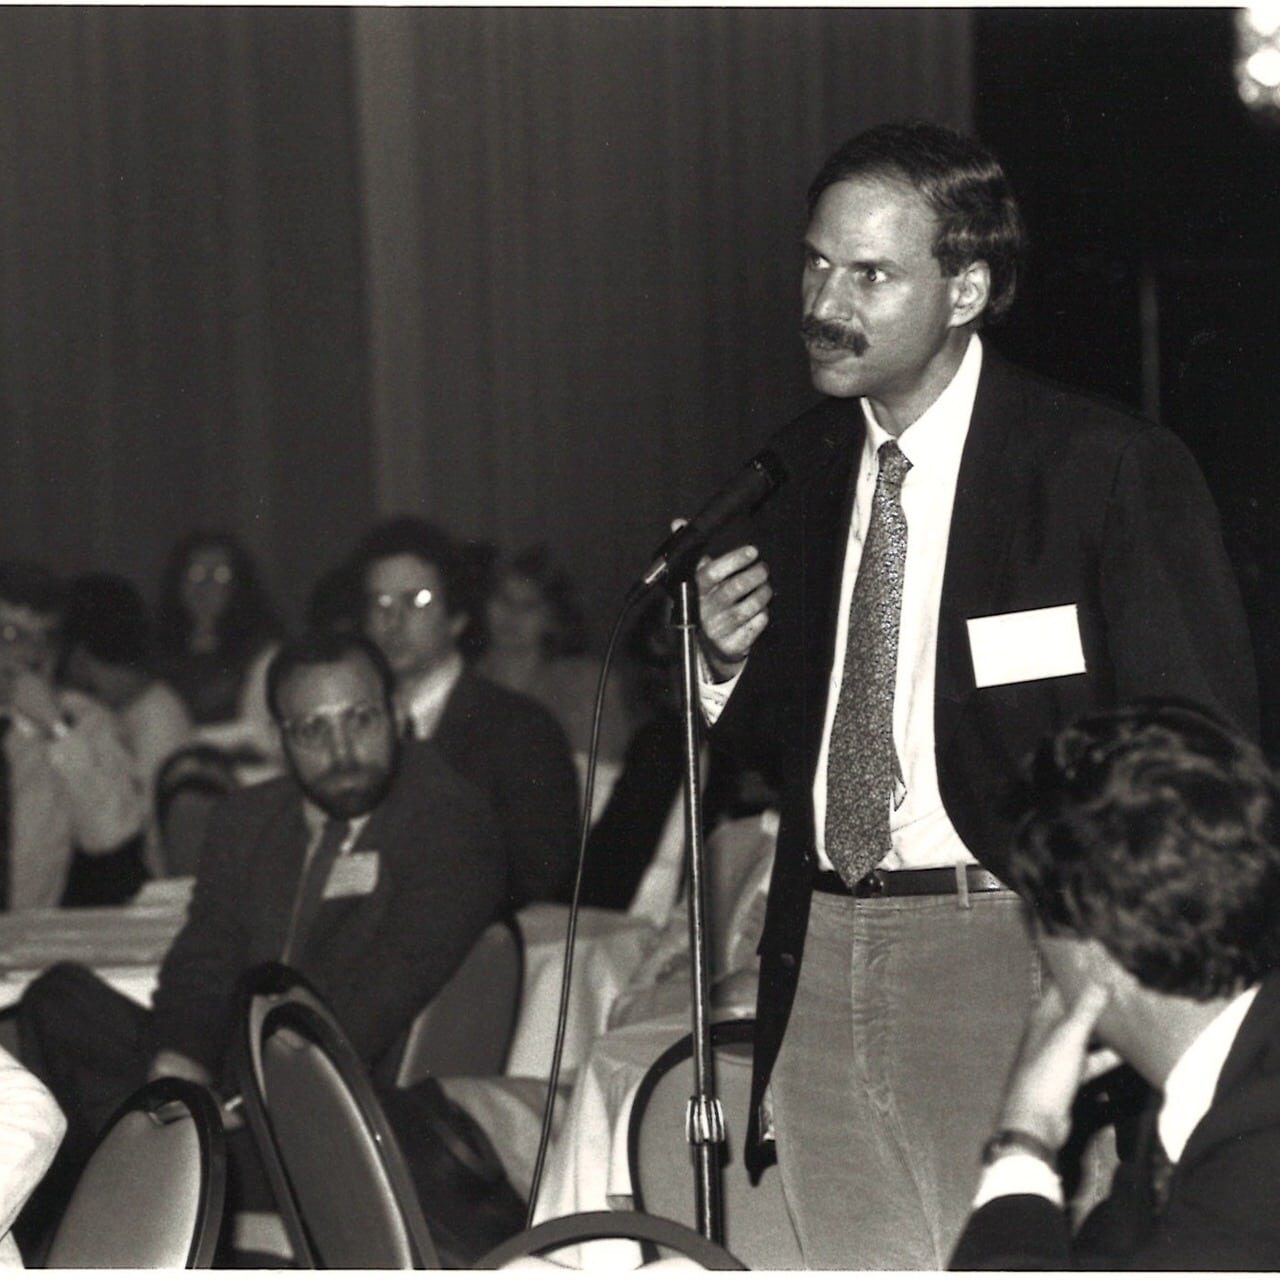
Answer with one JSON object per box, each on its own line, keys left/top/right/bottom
{"left": 972, "top": 1153, "right": 1064, "bottom": 1209}
{"left": 696, "top": 649, "right": 743, "bottom": 725}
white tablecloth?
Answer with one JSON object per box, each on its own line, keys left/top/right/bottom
{"left": 506, "top": 904, "right": 656, "bottom": 1080}
{"left": 0, "top": 877, "right": 194, "bottom": 1009}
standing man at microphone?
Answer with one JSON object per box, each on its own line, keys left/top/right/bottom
{"left": 694, "top": 121, "right": 1256, "bottom": 1267}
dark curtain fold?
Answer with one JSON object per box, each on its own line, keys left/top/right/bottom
{"left": 0, "top": 7, "right": 371, "bottom": 621}
{"left": 1, "top": 7, "right": 971, "bottom": 632}
{"left": 354, "top": 7, "right": 972, "bottom": 630}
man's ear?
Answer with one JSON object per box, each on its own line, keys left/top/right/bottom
{"left": 949, "top": 260, "right": 991, "bottom": 328}
{"left": 448, "top": 611, "right": 470, "bottom": 643}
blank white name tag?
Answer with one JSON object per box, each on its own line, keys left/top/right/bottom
{"left": 322, "top": 850, "right": 381, "bottom": 900}
{"left": 967, "top": 604, "right": 1087, "bottom": 689}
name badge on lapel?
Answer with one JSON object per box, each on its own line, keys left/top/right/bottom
{"left": 322, "top": 850, "right": 381, "bottom": 900}
{"left": 967, "top": 604, "right": 1087, "bottom": 689}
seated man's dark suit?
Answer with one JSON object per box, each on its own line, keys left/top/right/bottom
{"left": 19, "top": 737, "right": 505, "bottom": 1152}
{"left": 430, "top": 667, "right": 579, "bottom": 910}
{"left": 710, "top": 348, "right": 1259, "bottom": 1177}
{"left": 952, "top": 972, "right": 1280, "bottom": 1270}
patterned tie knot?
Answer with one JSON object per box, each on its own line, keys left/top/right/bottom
{"left": 877, "top": 440, "right": 911, "bottom": 491}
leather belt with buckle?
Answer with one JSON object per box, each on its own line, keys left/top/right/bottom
{"left": 813, "top": 865, "right": 1005, "bottom": 898}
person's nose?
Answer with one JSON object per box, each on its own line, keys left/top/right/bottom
{"left": 807, "top": 268, "right": 851, "bottom": 323}
{"left": 329, "top": 720, "right": 358, "bottom": 766}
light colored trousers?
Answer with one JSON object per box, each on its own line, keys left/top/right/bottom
{"left": 770, "top": 886, "right": 1041, "bottom": 1269}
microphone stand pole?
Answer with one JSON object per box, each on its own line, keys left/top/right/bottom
{"left": 670, "top": 574, "right": 725, "bottom": 1244}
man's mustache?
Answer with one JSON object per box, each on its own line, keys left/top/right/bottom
{"left": 801, "top": 315, "right": 869, "bottom": 356}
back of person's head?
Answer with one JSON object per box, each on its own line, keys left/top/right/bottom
{"left": 0, "top": 560, "right": 66, "bottom": 619}
{"left": 351, "top": 517, "right": 466, "bottom": 617}
{"left": 156, "top": 529, "right": 278, "bottom": 656}
{"left": 807, "top": 120, "right": 1025, "bottom": 324}
{"left": 1008, "top": 701, "right": 1280, "bottom": 999}
{"left": 63, "top": 572, "right": 153, "bottom": 670}
{"left": 265, "top": 630, "right": 397, "bottom": 723}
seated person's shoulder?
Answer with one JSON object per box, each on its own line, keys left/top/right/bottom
{"left": 466, "top": 669, "right": 569, "bottom": 739}
{"left": 397, "top": 737, "right": 496, "bottom": 813}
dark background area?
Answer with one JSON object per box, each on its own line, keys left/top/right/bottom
{"left": 2, "top": 7, "right": 1278, "bottom": 743}
{"left": 974, "top": 7, "right": 1280, "bottom": 749}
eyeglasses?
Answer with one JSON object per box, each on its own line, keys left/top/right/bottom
{"left": 186, "top": 563, "right": 233, "bottom": 585}
{"left": 366, "top": 588, "right": 434, "bottom": 618}
{"left": 281, "top": 702, "right": 389, "bottom": 752}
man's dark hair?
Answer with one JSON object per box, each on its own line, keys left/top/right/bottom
{"left": 63, "top": 572, "right": 153, "bottom": 668}
{"left": 807, "top": 120, "right": 1026, "bottom": 324}
{"left": 265, "top": 630, "right": 398, "bottom": 723}
{"left": 351, "top": 517, "right": 466, "bottom": 618}
{"left": 0, "top": 561, "right": 66, "bottom": 618}
{"left": 1008, "top": 701, "right": 1280, "bottom": 999}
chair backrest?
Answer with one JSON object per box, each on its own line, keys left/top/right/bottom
{"left": 234, "top": 963, "right": 440, "bottom": 1268}
{"left": 155, "top": 745, "right": 239, "bottom": 877}
{"left": 46, "top": 1077, "right": 226, "bottom": 1269}
{"left": 393, "top": 915, "right": 524, "bottom": 1087}
{"left": 627, "top": 1018, "right": 803, "bottom": 1269}
{"left": 476, "top": 1209, "right": 745, "bottom": 1269}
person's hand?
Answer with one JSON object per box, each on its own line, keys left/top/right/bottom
{"left": 998, "top": 983, "right": 1120, "bottom": 1153}
{"left": 8, "top": 668, "right": 63, "bottom": 735}
{"left": 694, "top": 544, "right": 772, "bottom": 681}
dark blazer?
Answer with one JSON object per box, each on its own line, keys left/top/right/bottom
{"left": 432, "top": 668, "right": 579, "bottom": 911}
{"left": 149, "top": 738, "right": 506, "bottom": 1075}
{"left": 951, "top": 974, "right": 1280, "bottom": 1269}
{"left": 711, "top": 348, "right": 1258, "bottom": 1174}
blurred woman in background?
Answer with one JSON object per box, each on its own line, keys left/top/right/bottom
{"left": 154, "top": 531, "right": 281, "bottom": 776}
{"left": 477, "top": 546, "right": 631, "bottom": 799}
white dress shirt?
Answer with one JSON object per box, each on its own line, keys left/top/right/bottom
{"left": 400, "top": 651, "right": 465, "bottom": 740}
{"left": 703, "top": 334, "right": 984, "bottom": 871}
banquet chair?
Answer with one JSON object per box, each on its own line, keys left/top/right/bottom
{"left": 154, "top": 745, "right": 239, "bottom": 878}
{"left": 476, "top": 1209, "right": 745, "bottom": 1269}
{"left": 45, "top": 1076, "right": 226, "bottom": 1268}
{"left": 627, "top": 1018, "right": 803, "bottom": 1269}
{"left": 391, "top": 915, "right": 523, "bottom": 1086}
{"left": 233, "top": 963, "right": 440, "bottom": 1268}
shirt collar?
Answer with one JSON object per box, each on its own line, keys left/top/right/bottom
{"left": 861, "top": 333, "right": 983, "bottom": 474}
{"left": 401, "top": 650, "right": 465, "bottom": 739}
{"left": 1159, "top": 984, "right": 1260, "bottom": 1162}
{"left": 301, "top": 804, "right": 371, "bottom": 848}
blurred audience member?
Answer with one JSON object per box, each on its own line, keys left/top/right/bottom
{"left": 154, "top": 531, "right": 280, "bottom": 771}
{"left": 15, "top": 630, "right": 505, "bottom": 1247}
{"left": 478, "top": 546, "right": 631, "bottom": 770}
{"left": 580, "top": 593, "right": 777, "bottom": 915}
{"left": 62, "top": 572, "right": 193, "bottom": 875}
{"left": 0, "top": 1044, "right": 64, "bottom": 1266}
{"left": 354, "top": 517, "right": 579, "bottom": 910}
{"left": 0, "top": 563, "right": 145, "bottom": 910}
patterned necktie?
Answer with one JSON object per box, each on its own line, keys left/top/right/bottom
{"left": 282, "top": 816, "right": 350, "bottom": 967}
{"left": 1149, "top": 1134, "right": 1175, "bottom": 1215}
{"left": 825, "top": 440, "right": 912, "bottom": 888}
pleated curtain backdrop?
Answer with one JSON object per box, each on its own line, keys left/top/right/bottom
{"left": 1, "top": 8, "right": 970, "bottom": 630}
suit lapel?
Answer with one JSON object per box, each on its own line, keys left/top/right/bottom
{"left": 794, "top": 404, "right": 861, "bottom": 775}
{"left": 935, "top": 348, "right": 1028, "bottom": 754}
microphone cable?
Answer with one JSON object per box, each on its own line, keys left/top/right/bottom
{"left": 523, "top": 590, "right": 640, "bottom": 1225}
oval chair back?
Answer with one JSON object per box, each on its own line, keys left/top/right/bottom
{"left": 627, "top": 1017, "right": 803, "bottom": 1268}
{"left": 476, "top": 1209, "right": 745, "bottom": 1269}
{"left": 234, "top": 962, "right": 439, "bottom": 1268}
{"left": 392, "top": 914, "right": 524, "bottom": 1086}
{"left": 46, "top": 1076, "right": 226, "bottom": 1268}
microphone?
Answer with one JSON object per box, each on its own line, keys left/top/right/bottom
{"left": 633, "top": 413, "right": 847, "bottom": 595}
